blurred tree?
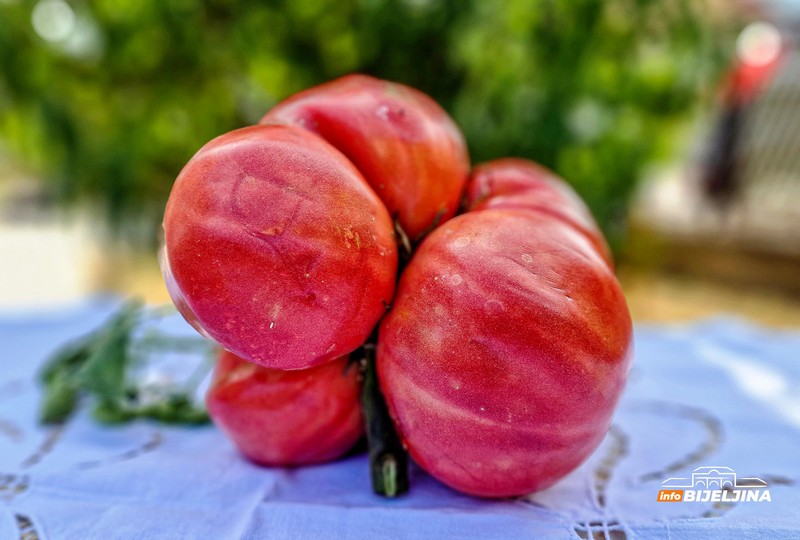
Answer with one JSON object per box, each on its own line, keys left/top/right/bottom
{"left": 0, "top": 0, "right": 734, "bottom": 246}
{"left": 451, "top": 0, "right": 735, "bottom": 243}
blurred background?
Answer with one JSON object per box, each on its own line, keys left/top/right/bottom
{"left": 0, "top": 0, "right": 798, "bottom": 326}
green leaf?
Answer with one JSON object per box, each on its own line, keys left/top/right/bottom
{"left": 37, "top": 299, "right": 213, "bottom": 427}
{"left": 75, "top": 300, "right": 142, "bottom": 402}
{"left": 39, "top": 332, "right": 96, "bottom": 385}
{"left": 137, "top": 394, "right": 210, "bottom": 425}
{"left": 39, "top": 368, "right": 80, "bottom": 424}
{"left": 92, "top": 400, "right": 135, "bottom": 424}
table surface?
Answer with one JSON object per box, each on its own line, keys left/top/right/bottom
{"left": 1, "top": 298, "right": 798, "bottom": 540}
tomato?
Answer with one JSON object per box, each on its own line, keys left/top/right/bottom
{"left": 377, "top": 160, "right": 632, "bottom": 497}
{"left": 261, "top": 74, "right": 470, "bottom": 241}
{"left": 207, "top": 350, "right": 363, "bottom": 466}
{"left": 467, "top": 158, "right": 613, "bottom": 267}
{"left": 162, "top": 124, "right": 397, "bottom": 369}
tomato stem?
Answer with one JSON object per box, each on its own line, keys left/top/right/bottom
{"left": 359, "top": 339, "right": 409, "bottom": 497}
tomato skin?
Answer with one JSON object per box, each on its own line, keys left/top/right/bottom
{"left": 261, "top": 74, "right": 470, "bottom": 241}
{"left": 162, "top": 124, "right": 397, "bottom": 370}
{"left": 377, "top": 206, "right": 632, "bottom": 497}
{"left": 467, "top": 158, "right": 613, "bottom": 267}
{"left": 207, "top": 350, "right": 363, "bottom": 466}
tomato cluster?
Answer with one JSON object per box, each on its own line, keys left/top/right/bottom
{"left": 162, "top": 75, "right": 632, "bottom": 497}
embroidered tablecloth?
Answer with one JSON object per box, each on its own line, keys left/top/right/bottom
{"left": 1, "top": 299, "right": 798, "bottom": 539}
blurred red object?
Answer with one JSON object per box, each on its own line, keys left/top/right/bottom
{"left": 704, "top": 21, "right": 788, "bottom": 202}
{"left": 724, "top": 21, "right": 786, "bottom": 106}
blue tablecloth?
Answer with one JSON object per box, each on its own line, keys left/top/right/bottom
{"left": 1, "top": 299, "right": 798, "bottom": 539}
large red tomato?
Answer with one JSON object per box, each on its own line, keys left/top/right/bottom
{"left": 377, "top": 159, "right": 632, "bottom": 497}
{"left": 162, "top": 124, "right": 397, "bottom": 369}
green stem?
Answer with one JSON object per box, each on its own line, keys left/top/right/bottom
{"left": 359, "top": 340, "right": 409, "bottom": 498}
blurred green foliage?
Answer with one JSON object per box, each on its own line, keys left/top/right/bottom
{"left": 0, "top": 0, "right": 734, "bottom": 245}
